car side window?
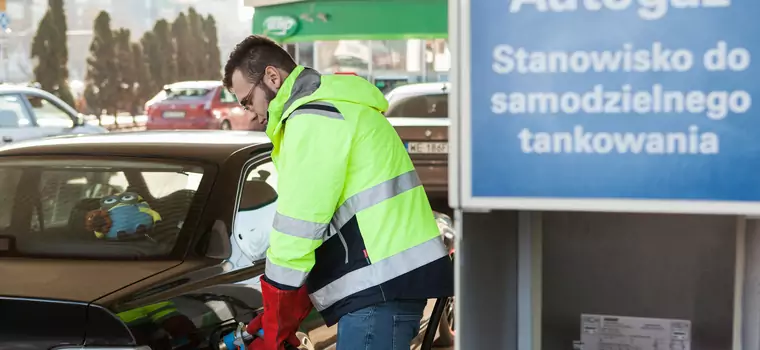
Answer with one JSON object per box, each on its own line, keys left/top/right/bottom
{"left": 386, "top": 93, "right": 449, "bottom": 118}
{"left": 0, "top": 94, "right": 33, "bottom": 128}
{"left": 219, "top": 88, "right": 238, "bottom": 104}
{"left": 0, "top": 159, "right": 205, "bottom": 259}
{"left": 26, "top": 95, "right": 74, "bottom": 128}
{"left": 230, "top": 159, "right": 278, "bottom": 268}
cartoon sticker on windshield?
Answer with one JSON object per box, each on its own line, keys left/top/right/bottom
{"left": 85, "top": 192, "right": 162, "bottom": 240}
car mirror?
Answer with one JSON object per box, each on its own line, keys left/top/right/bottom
{"left": 205, "top": 219, "right": 232, "bottom": 260}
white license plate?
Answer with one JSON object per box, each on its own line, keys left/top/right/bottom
{"left": 163, "top": 111, "right": 186, "bottom": 118}
{"left": 407, "top": 142, "right": 448, "bottom": 154}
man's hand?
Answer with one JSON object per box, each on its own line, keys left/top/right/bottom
{"left": 246, "top": 313, "right": 301, "bottom": 350}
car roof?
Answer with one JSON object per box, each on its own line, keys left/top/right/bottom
{"left": 0, "top": 84, "right": 58, "bottom": 95}
{"left": 385, "top": 82, "right": 450, "bottom": 105}
{"left": 165, "top": 80, "right": 222, "bottom": 89}
{"left": 0, "top": 130, "right": 272, "bottom": 165}
{"left": 387, "top": 82, "right": 450, "bottom": 96}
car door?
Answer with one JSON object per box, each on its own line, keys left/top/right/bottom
{"left": 0, "top": 157, "right": 211, "bottom": 349}
{"left": 22, "top": 92, "right": 77, "bottom": 138}
{"left": 227, "top": 155, "right": 325, "bottom": 349}
{"left": 0, "top": 93, "right": 45, "bottom": 144}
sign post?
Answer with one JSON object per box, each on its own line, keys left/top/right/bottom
{"left": 449, "top": 0, "right": 758, "bottom": 349}
{"left": 451, "top": 0, "right": 760, "bottom": 216}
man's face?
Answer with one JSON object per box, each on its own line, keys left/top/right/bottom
{"left": 230, "top": 67, "right": 281, "bottom": 129}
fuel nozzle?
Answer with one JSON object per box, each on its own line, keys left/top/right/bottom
{"left": 218, "top": 322, "right": 302, "bottom": 350}
{"left": 218, "top": 322, "right": 257, "bottom": 350}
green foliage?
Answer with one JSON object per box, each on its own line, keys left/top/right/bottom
{"left": 153, "top": 19, "right": 177, "bottom": 88}
{"left": 77, "top": 9, "right": 223, "bottom": 115}
{"left": 30, "top": 0, "right": 75, "bottom": 108}
{"left": 187, "top": 8, "right": 207, "bottom": 78}
{"left": 84, "top": 11, "right": 118, "bottom": 116}
{"left": 113, "top": 28, "right": 135, "bottom": 115}
{"left": 132, "top": 42, "right": 152, "bottom": 114}
{"left": 171, "top": 13, "right": 195, "bottom": 81}
{"left": 141, "top": 31, "right": 162, "bottom": 91}
{"left": 202, "top": 14, "right": 222, "bottom": 80}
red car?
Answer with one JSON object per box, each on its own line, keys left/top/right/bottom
{"left": 145, "top": 81, "right": 260, "bottom": 131}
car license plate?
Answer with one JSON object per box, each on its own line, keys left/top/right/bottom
{"left": 407, "top": 142, "right": 448, "bottom": 154}
{"left": 163, "top": 111, "right": 186, "bottom": 118}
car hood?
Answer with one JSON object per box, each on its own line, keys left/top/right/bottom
{"left": 0, "top": 259, "right": 180, "bottom": 302}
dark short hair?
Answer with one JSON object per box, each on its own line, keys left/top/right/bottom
{"left": 223, "top": 35, "right": 297, "bottom": 90}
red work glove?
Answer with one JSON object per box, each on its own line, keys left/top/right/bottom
{"left": 246, "top": 277, "right": 313, "bottom": 350}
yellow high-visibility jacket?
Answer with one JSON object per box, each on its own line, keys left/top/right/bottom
{"left": 263, "top": 65, "right": 454, "bottom": 326}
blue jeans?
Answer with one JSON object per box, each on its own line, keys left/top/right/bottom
{"left": 336, "top": 299, "right": 427, "bottom": 350}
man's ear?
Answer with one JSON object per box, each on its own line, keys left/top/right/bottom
{"left": 264, "top": 66, "right": 282, "bottom": 89}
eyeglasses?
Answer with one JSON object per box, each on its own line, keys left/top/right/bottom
{"left": 239, "top": 84, "right": 256, "bottom": 111}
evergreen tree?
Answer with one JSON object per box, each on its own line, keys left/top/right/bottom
{"left": 113, "top": 28, "right": 135, "bottom": 115}
{"left": 140, "top": 31, "right": 162, "bottom": 92}
{"left": 171, "top": 12, "right": 195, "bottom": 81}
{"left": 153, "top": 19, "right": 177, "bottom": 87}
{"left": 131, "top": 42, "right": 152, "bottom": 115}
{"left": 187, "top": 7, "right": 206, "bottom": 78}
{"left": 85, "top": 11, "right": 118, "bottom": 117}
{"left": 30, "top": 0, "right": 75, "bottom": 107}
{"left": 202, "top": 14, "right": 222, "bottom": 80}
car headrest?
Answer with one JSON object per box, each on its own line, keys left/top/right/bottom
{"left": 239, "top": 180, "right": 277, "bottom": 212}
{"left": 66, "top": 198, "right": 102, "bottom": 238}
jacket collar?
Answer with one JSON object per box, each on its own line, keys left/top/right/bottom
{"left": 266, "top": 65, "right": 322, "bottom": 139}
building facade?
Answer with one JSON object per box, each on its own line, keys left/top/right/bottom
{"left": 249, "top": 0, "right": 450, "bottom": 88}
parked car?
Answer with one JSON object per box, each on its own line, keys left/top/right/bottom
{"left": 0, "top": 130, "right": 451, "bottom": 350}
{"left": 386, "top": 82, "right": 450, "bottom": 205}
{"left": 0, "top": 84, "right": 107, "bottom": 144}
{"left": 145, "top": 81, "right": 257, "bottom": 131}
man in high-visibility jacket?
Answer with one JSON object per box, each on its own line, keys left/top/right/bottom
{"left": 223, "top": 35, "right": 454, "bottom": 350}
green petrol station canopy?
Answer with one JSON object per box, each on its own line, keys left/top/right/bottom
{"left": 252, "top": 0, "right": 448, "bottom": 43}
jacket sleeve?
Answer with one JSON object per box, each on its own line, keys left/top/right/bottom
{"left": 264, "top": 106, "right": 352, "bottom": 290}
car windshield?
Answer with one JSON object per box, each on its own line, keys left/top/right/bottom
{"left": 0, "top": 158, "right": 205, "bottom": 259}
{"left": 164, "top": 87, "right": 213, "bottom": 100}
{"left": 386, "top": 93, "right": 449, "bottom": 118}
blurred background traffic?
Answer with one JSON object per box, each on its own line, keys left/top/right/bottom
{"left": 0, "top": 0, "right": 450, "bottom": 133}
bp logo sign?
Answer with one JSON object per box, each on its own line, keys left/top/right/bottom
{"left": 263, "top": 16, "right": 299, "bottom": 39}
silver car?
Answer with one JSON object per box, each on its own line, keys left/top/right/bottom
{"left": 0, "top": 84, "right": 107, "bottom": 144}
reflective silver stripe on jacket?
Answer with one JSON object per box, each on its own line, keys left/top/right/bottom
{"left": 265, "top": 257, "right": 310, "bottom": 287}
{"left": 327, "top": 170, "right": 422, "bottom": 241}
{"left": 273, "top": 212, "right": 329, "bottom": 240}
{"left": 309, "top": 236, "right": 449, "bottom": 311}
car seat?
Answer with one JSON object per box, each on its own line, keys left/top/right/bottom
{"left": 238, "top": 179, "right": 277, "bottom": 212}
{"left": 149, "top": 189, "right": 196, "bottom": 245}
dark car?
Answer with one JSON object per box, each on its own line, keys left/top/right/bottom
{"left": 0, "top": 84, "right": 108, "bottom": 144}
{"left": 0, "top": 130, "right": 452, "bottom": 350}
{"left": 385, "top": 82, "right": 450, "bottom": 210}
{"left": 145, "top": 81, "right": 259, "bottom": 131}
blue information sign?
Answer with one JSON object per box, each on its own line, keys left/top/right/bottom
{"left": 451, "top": 0, "right": 760, "bottom": 214}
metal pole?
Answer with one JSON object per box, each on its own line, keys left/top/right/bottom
{"left": 0, "top": 30, "right": 6, "bottom": 82}
{"left": 366, "top": 40, "right": 373, "bottom": 84}
{"left": 421, "top": 40, "right": 428, "bottom": 83}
